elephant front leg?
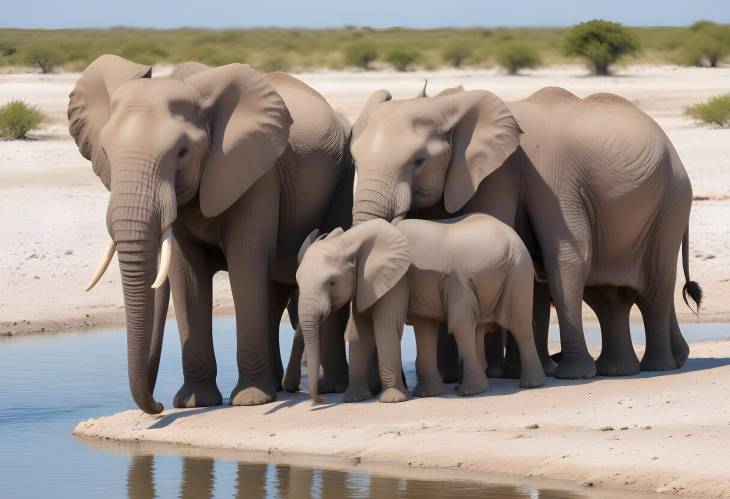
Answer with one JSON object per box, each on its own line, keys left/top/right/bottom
{"left": 531, "top": 280, "right": 556, "bottom": 375}
{"left": 317, "top": 306, "right": 349, "bottom": 394}
{"left": 371, "top": 281, "right": 409, "bottom": 403}
{"left": 169, "top": 233, "right": 222, "bottom": 408}
{"left": 343, "top": 312, "right": 376, "bottom": 403}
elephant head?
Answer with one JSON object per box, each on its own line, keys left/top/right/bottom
{"left": 69, "top": 55, "right": 292, "bottom": 413}
{"left": 350, "top": 86, "right": 521, "bottom": 224}
{"left": 295, "top": 220, "right": 410, "bottom": 402}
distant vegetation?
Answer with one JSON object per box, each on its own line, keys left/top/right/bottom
{"left": 0, "top": 100, "right": 45, "bottom": 139}
{"left": 685, "top": 94, "right": 730, "bottom": 127}
{"left": 0, "top": 23, "right": 727, "bottom": 73}
{"left": 562, "top": 20, "right": 641, "bottom": 75}
{"left": 495, "top": 41, "right": 541, "bottom": 74}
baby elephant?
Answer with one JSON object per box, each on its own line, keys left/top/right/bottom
{"left": 296, "top": 214, "right": 545, "bottom": 403}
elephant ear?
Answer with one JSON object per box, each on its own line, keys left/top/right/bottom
{"left": 167, "top": 61, "right": 211, "bottom": 80}
{"left": 351, "top": 89, "right": 392, "bottom": 146}
{"left": 435, "top": 84, "right": 465, "bottom": 97}
{"left": 351, "top": 219, "right": 410, "bottom": 312}
{"left": 186, "top": 64, "right": 293, "bottom": 218}
{"left": 67, "top": 55, "right": 152, "bottom": 190}
{"left": 436, "top": 90, "right": 522, "bottom": 213}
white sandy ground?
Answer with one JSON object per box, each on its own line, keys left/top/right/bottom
{"left": 75, "top": 339, "right": 730, "bottom": 498}
{"left": 1, "top": 65, "right": 730, "bottom": 335}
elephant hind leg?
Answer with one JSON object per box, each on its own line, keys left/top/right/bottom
{"left": 269, "top": 283, "right": 294, "bottom": 392}
{"left": 584, "top": 286, "right": 640, "bottom": 376}
{"left": 484, "top": 330, "right": 505, "bottom": 378}
{"left": 670, "top": 303, "right": 690, "bottom": 368}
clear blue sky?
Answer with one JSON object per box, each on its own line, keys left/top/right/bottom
{"left": 2, "top": 0, "right": 729, "bottom": 28}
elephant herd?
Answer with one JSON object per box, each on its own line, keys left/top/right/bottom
{"left": 70, "top": 55, "right": 702, "bottom": 414}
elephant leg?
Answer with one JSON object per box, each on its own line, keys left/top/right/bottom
{"left": 317, "top": 306, "right": 349, "bottom": 394}
{"left": 447, "top": 278, "right": 488, "bottom": 397}
{"left": 484, "top": 331, "right": 505, "bottom": 378}
{"left": 437, "top": 321, "right": 461, "bottom": 383}
{"left": 343, "top": 315, "right": 376, "bottom": 403}
{"left": 670, "top": 303, "right": 690, "bottom": 368}
{"left": 268, "top": 283, "right": 293, "bottom": 391}
{"left": 532, "top": 280, "right": 555, "bottom": 375}
{"left": 371, "top": 280, "right": 409, "bottom": 403}
{"left": 637, "top": 282, "right": 677, "bottom": 372}
{"left": 282, "top": 290, "right": 303, "bottom": 392}
{"left": 584, "top": 286, "right": 640, "bottom": 376}
{"left": 546, "top": 259, "right": 596, "bottom": 379}
{"left": 227, "top": 175, "right": 280, "bottom": 406}
{"left": 170, "top": 233, "right": 222, "bottom": 408}
{"left": 412, "top": 317, "right": 444, "bottom": 397}
{"left": 476, "top": 326, "right": 487, "bottom": 372}
{"left": 502, "top": 332, "right": 522, "bottom": 379}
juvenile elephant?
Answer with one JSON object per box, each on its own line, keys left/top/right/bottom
{"left": 349, "top": 85, "right": 702, "bottom": 380}
{"left": 69, "top": 55, "right": 352, "bottom": 413}
{"left": 295, "top": 215, "right": 545, "bottom": 403}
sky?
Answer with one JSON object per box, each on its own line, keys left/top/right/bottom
{"left": 1, "top": 0, "right": 729, "bottom": 28}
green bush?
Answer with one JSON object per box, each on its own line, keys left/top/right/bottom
{"left": 685, "top": 94, "right": 730, "bottom": 127}
{"left": 442, "top": 41, "right": 473, "bottom": 68}
{"left": 344, "top": 43, "right": 377, "bottom": 69}
{"left": 386, "top": 48, "right": 420, "bottom": 71}
{"left": 23, "top": 45, "right": 63, "bottom": 73}
{"left": 563, "top": 20, "right": 640, "bottom": 75}
{"left": 0, "top": 100, "right": 45, "bottom": 139}
{"left": 257, "top": 52, "right": 290, "bottom": 72}
{"left": 678, "top": 22, "right": 729, "bottom": 67}
{"left": 0, "top": 40, "right": 16, "bottom": 57}
{"left": 495, "top": 41, "right": 541, "bottom": 74}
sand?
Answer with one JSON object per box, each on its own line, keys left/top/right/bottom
{"left": 75, "top": 339, "right": 730, "bottom": 498}
{"left": 1, "top": 64, "right": 729, "bottom": 335}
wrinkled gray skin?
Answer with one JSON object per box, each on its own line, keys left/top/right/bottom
{"left": 296, "top": 215, "right": 545, "bottom": 403}
{"left": 69, "top": 56, "right": 352, "bottom": 413}
{"left": 350, "top": 85, "right": 701, "bottom": 380}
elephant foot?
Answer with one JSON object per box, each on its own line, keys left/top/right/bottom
{"left": 485, "top": 363, "right": 504, "bottom": 378}
{"left": 501, "top": 358, "right": 521, "bottom": 380}
{"left": 230, "top": 378, "right": 277, "bottom": 406}
{"left": 596, "top": 353, "right": 640, "bottom": 376}
{"left": 281, "top": 368, "right": 301, "bottom": 393}
{"left": 173, "top": 381, "right": 223, "bottom": 408}
{"left": 672, "top": 336, "right": 690, "bottom": 369}
{"left": 343, "top": 384, "right": 373, "bottom": 403}
{"left": 411, "top": 378, "right": 445, "bottom": 398}
{"left": 456, "top": 376, "right": 488, "bottom": 397}
{"left": 640, "top": 349, "right": 677, "bottom": 372}
{"left": 317, "top": 372, "right": 348, "bottom": 394}
{"left": 554, "top": 353, "right": 596, "bottom": 379}
{"left": 378, "top": 386, "right": 408, "bottom": 403}
{"left": 541, "top": 356, "right": 558, "bottom": 377}
{"left": 519, "top": 370, "right": 546, "bottom": 388}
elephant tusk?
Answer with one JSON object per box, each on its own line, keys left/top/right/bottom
{"left": 84, "top": 239, "right": 116, "bottom": 292}
{"left": 151, "top": 226, "right": 172, "bottom": 289}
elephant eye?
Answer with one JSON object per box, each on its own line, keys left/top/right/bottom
{"left": 328, "top": 279, "right": 336, "bottom": 287}
{"left": 413, "top": 157, "right": 426, "bottom": 168}
{"left": 177, "top": 147, "right": 188, "bottom": 159}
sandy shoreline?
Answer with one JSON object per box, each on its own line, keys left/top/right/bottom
{"left": 2, "top": 64, "right": 729, "bottom": 335}
{"left": 75, "top": 339, "right": 730, "bottom": 498}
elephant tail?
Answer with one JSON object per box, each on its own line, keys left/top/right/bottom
{"left": 681, "top": 227, "right": 703, "bottom": 314}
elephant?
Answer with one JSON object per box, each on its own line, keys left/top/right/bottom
{"left": 349, "top": 84, "right": 702, "bottom": 380}
{"left": 295, "top": 215, "right": 545, "bottom": 403}
{"left": 68, "top": 55, "right": 353, "bottom": 413}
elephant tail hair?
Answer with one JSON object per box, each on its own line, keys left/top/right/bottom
{"left": 681, "top": 227, "right": 703, "bottom": 314}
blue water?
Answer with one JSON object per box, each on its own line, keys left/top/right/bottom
{"left": 0, "top": 319, "right": 724, "bottom": 498}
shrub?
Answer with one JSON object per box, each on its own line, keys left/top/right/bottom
{"left": 495, "top": 41, "right": 541, "bottom": 74}
{"left": 685, "top": 94, "right": 730, "bottom": 127}
{"left": 0, "top": 100, "right": 45, "bottom": 139}
{"left": 442, "top": 41, "right": 473, "bottom": 68}
{"left": 23, "top": 45, "right": 63, "bottom": 73}
{"left": 678, "top": 22, "right": 729, "bottom": 67}
{"left": 386, "top": 48, "right": 420, "bottom": 71}
{"left": 562, "top": 20, "right": 640, "bottom": 75}
{"left": 0, "top": 40, "right": 16, "bottom": 57}
{"left": 344, "top": 43, "right": 377, "bottom": 69}
{"left": 257, "top": 52, "right": 290, "bottom": 72}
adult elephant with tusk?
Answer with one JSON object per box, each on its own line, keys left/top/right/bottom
{"left": 69, "top": 55, "right": 353, "bottom": 413}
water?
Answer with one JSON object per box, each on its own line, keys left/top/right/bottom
{"left": 0, "top": 319, "right": 725, "bottom": 498}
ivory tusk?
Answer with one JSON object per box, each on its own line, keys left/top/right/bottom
{"left": 151, "top": 226, "right": 172, "bottom": 289}
{"left": 85, "top": 240, "right": 116, "bottom": 292}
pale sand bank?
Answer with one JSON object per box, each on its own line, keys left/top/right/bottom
{"left": 75, "top": 340, "right": 730, "bottom": 498}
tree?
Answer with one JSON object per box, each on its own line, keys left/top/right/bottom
{"left": 562, "top": 20, "right": 640, "bottom": 75}
{"left": 680, "top": 22, "right": 729, "bottom": 67}
{"left": 24, "top": 45, "right": 63, "bottom": 74}
{"left": 386, "top": 48, "right": 420, "bottom": 71}
{"left": 495, "top": 42, "right": 541, "bottom": 75}
{"left": 344, "top": 43, "right": 378, "bottom": 70}
{"left": 442, "top": 41, "right": 472, "bottom": 68}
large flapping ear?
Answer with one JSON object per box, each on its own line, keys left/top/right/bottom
{"left": 437, "top": 90, "right": 522, "bottom": 213}
{"left": 351, "top": 89, "right": 392, "bottom": 145}
{"left": 186, "top": 64, "right": 293, "bottom": 218}
{"left": 67, "top": 55, "right": 152, "bottom": 190}
{"left": 435, "top": 84, "right": 465, "bottom": 97}
{"left": 415, "top": 79, "right": 428, "bottom": 98}
{"left": 297, "top": 228, "right": 320, "bottom": 265}
{"left": 167, "top": 61, "right": 211, "bottom": 80}
{"left": 350, "top": 220, "right": 411, "bottom": 312}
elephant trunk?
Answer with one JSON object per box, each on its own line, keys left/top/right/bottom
{"left": 352, "top": 177, "right": 411, "bottom": 226}
{"left": 107, "top": 157, "right": 176, "bottom": 414}
{"left": 298, "top": 294, "right": 326, "bottom": 403}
